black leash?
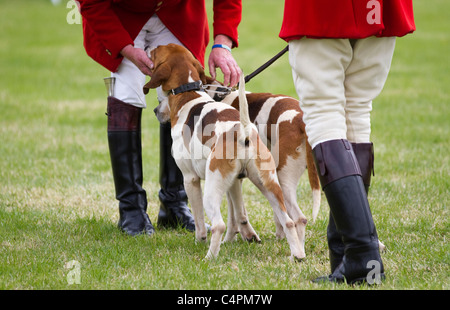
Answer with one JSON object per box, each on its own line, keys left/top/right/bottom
{"left": 244, "top": 45, "right": 289, "bottom": 84}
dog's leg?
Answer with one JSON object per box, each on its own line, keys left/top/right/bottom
{"left": 183, "top": 174, "right": 207, "bottom": 242}
{"left": 273, "top": 214, "right": 285, "bottom": 239}
{"left": 277, "top": 164, "right": 308, "bottom": 258}
{"left": 279, "top": 183, "right": 307, "bottom": 258}
{"left": 245, "top": 135, "right": 305, "bottom": 260}
{"left": 203, "top": 167, "right": 229, "bottom": 260}
{"left": 224, "top": 191, "right": 239, "bottom": 242}
{"left": 306, "top": 141, "right": 321, "bottom": 222}
{"left": 378, "top": 240, "right": 387, "bottom": 253}
{"left": 247, "top": 165, "right": 305, "bottom": 260}
{"left": 226, "top": 179, "right": 260, "bottom": 243}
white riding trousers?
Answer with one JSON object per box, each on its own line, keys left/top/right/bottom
{"left": 289, "top": 36, "right": 396, "bottom": 148}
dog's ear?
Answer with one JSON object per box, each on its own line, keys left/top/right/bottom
{"left": 194, "top": 61, "right": 207, "bottom": 85}
{"left": 143, "top": 63, "right": 171, "bottom": 94}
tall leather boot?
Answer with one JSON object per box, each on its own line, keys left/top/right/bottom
{"left": 326, "top": 212, "right": 345, "bottom": 273}
{"left": 326, "top": 142, "right": 375, "bottom": 272}
{"left": 107, "top": 97, "right": 155, "bottom": 236}
{"left": 352, "top": 142, "right": 374, "bottom": 194}
{"left": 157, "top": 122, "right": 196, "bottom": 231}
{"left": 312, "top": 139, "right": 384, "bottom": 284}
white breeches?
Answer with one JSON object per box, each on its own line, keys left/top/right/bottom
{"left": 111, "top": 14, "right": 183, "bottom": 108}
{"left": 289, "top": 36, "right": 396, "bottom": 148}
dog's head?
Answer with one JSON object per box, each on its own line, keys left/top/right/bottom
{"left": 143, "top": 44, "right": 206, "bottom": 95}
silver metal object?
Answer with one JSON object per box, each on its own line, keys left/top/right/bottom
{"left": 103, "top": 77, "right": 116, "bottom": 97}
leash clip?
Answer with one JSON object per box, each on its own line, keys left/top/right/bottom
{"left": 202, "top": 84, "right": 233, "bottom": 101}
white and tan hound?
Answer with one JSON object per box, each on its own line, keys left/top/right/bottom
{"left": 205, "top": 79, "right": 321, "bottom": 246}
{"left": 144, "top": 44, "right": 305, "bottom": 260}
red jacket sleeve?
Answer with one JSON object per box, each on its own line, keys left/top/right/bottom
{"left": 212, "top": 0, "right": 242, "bottom": 48}
{"left": 78, "top": 0, "right": 134, "bottom": 59}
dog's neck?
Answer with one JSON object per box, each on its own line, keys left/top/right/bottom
{"left": 203, "top": 79, "right": 236, "bottom": 102}
{"left": 168, "top": 88, "right": 213, "bottom": 127}
{"left": 168, "top": 80, "right": 204, "bottom": 96}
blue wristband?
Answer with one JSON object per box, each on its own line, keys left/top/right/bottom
{"left": 212, "top": 44, "right": 232, "bottom": 53}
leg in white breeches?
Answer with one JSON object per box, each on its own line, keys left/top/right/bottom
{"left": 289, "top": 37, "right": 392, "bottom": 283}
{"left": 289, "top": 38, "right": 353, "bottom": 149}
{"left": 344, "top": 37, "right": 396, "bottom": 143}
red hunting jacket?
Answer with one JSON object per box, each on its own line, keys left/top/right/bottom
{"left": 78, "top": 0, "right": 242, "bottom": 72}
{"left": 280, "top": 0, "right": 415, "bottom": 41}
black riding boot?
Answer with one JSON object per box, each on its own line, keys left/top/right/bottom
{"left": 312, "top": 139, "right": 384, "bottom": 284}
{"left": 157, "top": 122, "right": 195, "bottom": 231}
{"left": 352, "top": 142, "right": 374, "bottom": 194}
{"left": 107, "top": 97, "right": 155, "bottom": 236}
{"left": 326, "top": 142, "right": 375, "bottom": 272}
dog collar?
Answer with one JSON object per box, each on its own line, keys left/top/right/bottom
{"left": 170, "top": 81, "right": 204, "bottom": 95}
{"left": 202, "top": 84, "right": 233, "bottom": 101}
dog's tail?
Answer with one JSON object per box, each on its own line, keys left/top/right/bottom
{"left": 238, "top": 73, "right": 252, "bottom": 138}
{"left": 305, "top": 139, "right": 322, "bottom": 223}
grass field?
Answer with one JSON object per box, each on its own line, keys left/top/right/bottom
{"left": 0, "top": 0, "right": 448, "bottom": 291}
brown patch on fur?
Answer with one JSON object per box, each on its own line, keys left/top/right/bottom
{"left": 202, "top": 108, "right": 240, "bottom": 130}
{"left": 232, "top": 93, "right": 308, "bottom": 171}
{"left": 168, "top": 91, "right": 202, "bottom": 128}
{"left": 230, "top": 93, "right": 274, "bottom": 123}
{"left": 306, "top": 139, "right": 320, "bottom": 191}
{"left": 264, "top": 97, "right": 301, "bottom": 137}
{"left": 185, "top": 102, "right": 207, "bottom": 137}
{"left": 199, "top": 108, "right": 240, "bottom": 147}
{"left": 249, "top": 128, "right": 287, "bottom": 212}
{"left": 208, "top": 132, "right": 238, "bottom": 178}
{"left": 275, "top": 116, "right": 305, "bottom": 170}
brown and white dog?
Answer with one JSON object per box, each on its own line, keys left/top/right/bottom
{"left": 144, "top": 44, "right": 305, "bottom": 260}
{"left": 204, "top": 79, "right": 321, "bottom": 240}
{"left": 204, "top": 80, "right": 389, "bottom": 254}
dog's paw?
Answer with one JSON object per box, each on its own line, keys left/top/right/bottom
{"left": 195, "top": 234, "right": 208, "bottom": 244}
{"left": 290, "top": 255, "right": 305, "bottom": 263}
{"left": 378, "top": 240, "right": 387, "bottom": 253}
{"left": 244, "top": 234, "right": 261, "bottom": 243}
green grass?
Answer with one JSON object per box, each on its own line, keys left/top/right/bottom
{"left": 0, "top": 0, "right": 448, "bottom": 291}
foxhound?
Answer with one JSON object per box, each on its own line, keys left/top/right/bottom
{"left": 144, "top": 44, "right": 305, "bottom": 260}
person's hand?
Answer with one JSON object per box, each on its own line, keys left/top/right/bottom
{"left": 120, "top": 44, "right": 154, "bottom": 76}
{"left": 208, "top": 35, "right": 241, "bottom": 87}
